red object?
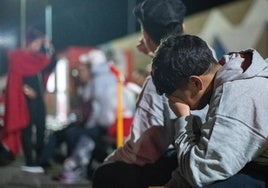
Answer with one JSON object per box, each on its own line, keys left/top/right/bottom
{"left": 123, "top": 50, "right": 134, "bottom": 81}
{"left": 1, "top": 49, "right": 50, "bottom": 155}
{"left": 65, "top": 46, "right": 93, "bottom": 68}
{"left": 108, "top": 117, "right": 133, "bottom": 139}
{"left": 109, "top": 63, "right": 121, "bottom": 79}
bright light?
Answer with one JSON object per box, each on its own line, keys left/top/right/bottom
{"left": 46, "top": 72, "right": 55, "bottom": 93}
{"left": 56, "top": 58, "right": 68, "bottom": 92}
{"left": 0, "top": 32, "right": 17, "bottom": 48}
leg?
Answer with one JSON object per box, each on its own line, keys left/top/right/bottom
{"left": 64, "top": 123, "right": 86, "bottom": 156}
{"left": 34, "top": 105, "right": 46, "bottom": 164}
{"left": 38, "top": 129, "right": 65, "bottom": 167}
{"left": 203, "top": 162, "right": 267, "bottom": 188}
{"left": 21, "top": 124, "right": 33, "bottom": 166}
{"left": 204, "top": 174, "right": 266, "bottom": 188}
{"left": 140, "top": 148, "right": 178, "bottom": 187}
{"left": 92, "top": 149, "right": 178, "bottom": 188}
{"left": 92, "top": 161, "right": 142, "bottom": 188}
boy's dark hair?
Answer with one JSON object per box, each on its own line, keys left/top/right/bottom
{"left": 133, "top": 0, "right": 186, "bottom": 45}
{"left": 151, "top": 34, "right": 218, "bottom": 95}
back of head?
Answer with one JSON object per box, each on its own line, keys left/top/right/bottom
{"left": 133, "top": 0, "right": 186, "bottom": 45}
{"left": 151, "top": 34, "right": 218, "bottom": 95}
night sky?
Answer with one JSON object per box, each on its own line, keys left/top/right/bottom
{"left": 0, "top": 0, "right": 238, "bottom": 75}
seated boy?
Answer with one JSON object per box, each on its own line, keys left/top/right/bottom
{"left": 151, "top": 34, "right": 268, "bottom": 187}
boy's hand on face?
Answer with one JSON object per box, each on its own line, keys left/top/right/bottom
{"left": 168, "top": 95, "right": 190, "bottom": 117}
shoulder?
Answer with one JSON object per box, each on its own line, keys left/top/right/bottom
{"left": 8, "top": 49, "right": 24, "bottom": 57}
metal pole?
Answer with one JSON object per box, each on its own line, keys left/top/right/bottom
{"left": 45, "top": 5, "right": 52, "bottom": 40}
{"left": 20, "top": 0, "right": 26, "bottom": 48}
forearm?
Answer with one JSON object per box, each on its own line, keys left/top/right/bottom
{"left": 106, "top": 128, "right": 172, "bottom": 166}
{"left": 174, "top": 115, "right": 266, "bottom": 187}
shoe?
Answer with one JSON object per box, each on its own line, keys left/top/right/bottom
{"left": 21, "top": 166, "right": 45, "bottom": 173}
{"left": 0, "top": 144, "right": 15, "bottom": 166}
{"left": 52, "top": 167, "right": 87, "bottom": 184}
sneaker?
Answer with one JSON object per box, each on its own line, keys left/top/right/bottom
{"left": 21, "top": 166, "right": 45, "bottom": 173}
{"left": 52, "top": 167, "right": 87, "bottom": 184}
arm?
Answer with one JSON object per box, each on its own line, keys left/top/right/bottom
{"left": 167, "top": 96, "right": 267, "bottom": 187}
{"left": 105, "top": 77, "right": 176, "bottom": 165}
{"left": 169, "top": 115, "right": 266, "bottom": 187}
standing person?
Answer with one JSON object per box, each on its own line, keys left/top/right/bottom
{"left": 1, "top": 27, "right": 55, "bottom": 172}
{"left": 92, "top": 0, "right": 194, "bottom": 187}
{"left": 151, "top": 34, "right": 268, "bottom": 187}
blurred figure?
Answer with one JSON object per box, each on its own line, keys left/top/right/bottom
{"left": 0, "top": 27, "right": 56, "bottom": 172}
{"left": 54, "top": 49, "right": 136, "bottom": 183}
{"left": 38, "top": 57, "right": 94, "bottom": 169}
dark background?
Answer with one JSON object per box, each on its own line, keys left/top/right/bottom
{"left": 0, "top": 0, "right": 238, "bottom": 75}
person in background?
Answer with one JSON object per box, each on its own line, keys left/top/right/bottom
{"left": 92, "top": 0, "right": 193, "bottom": 187}
{"left": 38, "top": 55, "right": 95, "bottom": 169}
{"left": 151, "top": 34, "right": 268, "bottom": 187}
{"left": 54, "top": 49, "right": 136, "bottom": 183}
{"left": 0, "top": 27, "right": 56, "bottom": 172}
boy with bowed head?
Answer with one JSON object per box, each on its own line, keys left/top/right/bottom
{"left": 151, "top": 34, "right": 268, "bottom": 187}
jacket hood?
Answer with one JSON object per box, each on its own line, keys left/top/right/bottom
{"left": 214, "top": 49, "right": 268, "bottom": 88}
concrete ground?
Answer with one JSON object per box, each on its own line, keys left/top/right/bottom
{"left": 0, "top": 155, "right": 92, "bottom": 188}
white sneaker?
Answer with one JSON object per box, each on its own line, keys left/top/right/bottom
{"left": 21, "top": 166, "right": 45, "bottom": 173}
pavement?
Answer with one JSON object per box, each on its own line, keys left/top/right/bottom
{"left": 0, "top": 155, "right": 92, "bottom": 188}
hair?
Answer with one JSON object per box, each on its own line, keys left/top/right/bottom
{"left": 151, "top": 34, "right": 218, "bottom": 95}
{"left": 26, "top": 27, "right": 44, "bottom": 45}
{"left": 134, "top": 0, "right": 186, "bottom": 45}
{"left": 141, "top": 21, "right": 184, "bottom": 45}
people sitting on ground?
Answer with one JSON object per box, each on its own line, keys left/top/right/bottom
{"left": 38, "top": 53, "right": 95, "bottom": 169}
{"left": 51, "top": 49, "right": 136, "bottom": 183}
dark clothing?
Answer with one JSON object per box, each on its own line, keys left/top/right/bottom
{"left": 21, "top": 54, "right": 56, "bottom": 166}
{"left": 38, "top": 123, "right": 85, "bottom": 167}
{"left": 92, "top": 149, "right": 178, "bottom": 188}
{"left": 93, "top": 148, "right": 267, "bottom": 188}
{"left": 204, "top": 163, "right": 268, "bottom": 188}
{"left": 204, "top": 174, "right": 266, "bottom": 188}
{"left": 2, "top": 49, "right": 51, "bottom": 155}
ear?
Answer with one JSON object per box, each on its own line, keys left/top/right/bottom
{"left": 188, "top": 75, "right": 204, "bottom": 96}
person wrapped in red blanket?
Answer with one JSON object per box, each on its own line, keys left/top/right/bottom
{"left": 0, "top": 27, "right": 56, "bottom": 171}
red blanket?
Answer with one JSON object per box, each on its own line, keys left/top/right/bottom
{"left": 1, "top": 49, "right": 50, "bottom": 155}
